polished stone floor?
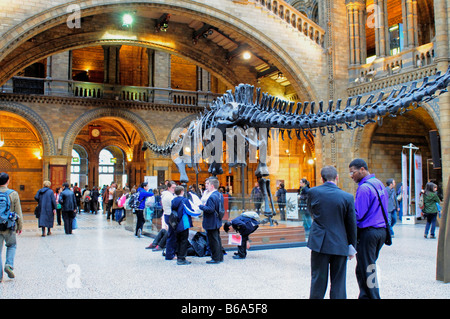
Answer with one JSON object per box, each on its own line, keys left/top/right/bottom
{"left": 0, "top": 212, "right": 448, "bottom": 299}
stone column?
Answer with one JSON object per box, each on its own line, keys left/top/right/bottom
{"left": 153, "top": 51, "right": 171, "bottom": 104}
{"left": 434, "top": 0, "right": 450, "bottom": 194}
{"left": 45, "top": 51, "right": 71, "bottom": 96}
{"left": 373, "top": 0, "right": 389, "bottom": 58}
{"left": 147, "top": 48, "right": 155, "bottom": 87}
{"left": 102, "top": 45, "right": 122, "bottom": 99}
{"left": 346, "top": 0, "right": 366, "bottom": 66}
{"left": 103, "top": 45, "right": 122, "bottom": 84}
{"left": 401, "top": 0, "right": 419, "bottom": 49}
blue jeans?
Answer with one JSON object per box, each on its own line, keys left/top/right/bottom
{"left": 424, "top": 213, "right": 437, "bottom": 237}
{"left": 389, "top": 210, "right": 397, "bottom": 235}
{"left": 0, "top": 230, "right": 17, "bottom": 278}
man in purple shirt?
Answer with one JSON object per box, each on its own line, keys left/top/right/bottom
{"left": 349, "top": 158, "right": 388, "bottom": 299}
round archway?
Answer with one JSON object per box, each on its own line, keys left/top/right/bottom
{"left": 0, "top": 110, "right": 47, "bottom": 212}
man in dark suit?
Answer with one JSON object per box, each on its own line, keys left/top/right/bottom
{"left": 307, "top": 166, "right": 357, "bottom": 299}
{"left": 199, "top": 177, "right": 224, "bottom": 264}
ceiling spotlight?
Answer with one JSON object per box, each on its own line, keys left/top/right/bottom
{"left": 243, "top": 51, "right": 251, "bottom": 60}
{"left": 122, "top": 14, "right": 133, "bottom": 27}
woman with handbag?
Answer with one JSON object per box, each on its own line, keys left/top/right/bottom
{"left": 34, "top": 181, "right": 57, "bottom": 237}
{"left": 422, "top": 182, "right": 441, "bottom": 239}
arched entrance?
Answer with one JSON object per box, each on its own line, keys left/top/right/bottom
{"left": 0, "top": 110, "right": 46, "bottom": 212}
{"left": 354, "top": 104, "right": 442, "bottom": 212}
{"left": 64, "top": 109, "right": 155, "bottom": 189}
{"left": 98, "top": 146, "right": 126, "bottom": 188}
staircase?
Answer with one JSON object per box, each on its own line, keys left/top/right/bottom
{"left": 250, "top": 0, "right": 325, "bottom": 47}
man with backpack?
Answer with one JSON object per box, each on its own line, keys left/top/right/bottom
{"left": 0, "top": 172, "right": 23, "bottom": 282}
{"left": 199, "top": 177, "right": 225, "bottom": 264}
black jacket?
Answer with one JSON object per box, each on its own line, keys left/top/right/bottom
{"left": 306, "top": 182, "right": 357, "bottom": 256}
{"left": 231, "top": 215, "right": 259, "bottom": 237}
{"left": 199, "top": 190, "right": 223, "bottom": 230}
{"left": 59, "top": 187, "right": 78, "bottom": 212}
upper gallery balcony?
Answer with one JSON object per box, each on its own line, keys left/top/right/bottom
{"left": 0, "top": 77, "right": 222, "bottom": 108}
{"left": 348, "top": 42, "right": 437, "bottom": 96}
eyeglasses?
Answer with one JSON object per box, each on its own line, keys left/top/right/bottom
{"left": 349, "top": 170, "right": 358, "bottom": 176}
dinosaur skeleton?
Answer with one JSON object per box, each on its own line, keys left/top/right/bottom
{"left": 143, "top": 66, "right": 450, "bottom": 225}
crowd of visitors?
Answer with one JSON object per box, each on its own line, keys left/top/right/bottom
{"left": 0, "top": 155, "right": 444, "bottom": 296}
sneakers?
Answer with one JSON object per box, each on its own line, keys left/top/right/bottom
{"left": 4, "top": 265, "right": 14, "bottom": 279}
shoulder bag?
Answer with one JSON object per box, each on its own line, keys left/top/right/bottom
{"left": 364, "top": 181, "right": 392, "bottom": 246}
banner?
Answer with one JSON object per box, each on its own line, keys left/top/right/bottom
{"left": 286, "top": 192, "right": 299, "bottom": 220}
{"left": 414, "top": 153, "right": 423, "bottom": 216}
{"left": 401, "top": 151, "right": 408, "bottom": 215}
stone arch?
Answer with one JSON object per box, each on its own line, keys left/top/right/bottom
{"left": 0, "top": 101, "right": 56, "bottom": 156}
{"left": 0, "top": 0, "right": 322, "bottom": 102}
{"left": 0, "top": 150, "right": 19, "bottom": 170}
{"left": 350, "top": 100, "right": 441, "bottom": 161}
{"left": 95, "top": 139, "right": 133, "bottom": 160}
{"left": 61, "top": 107, "right": 157, "bottom": 157}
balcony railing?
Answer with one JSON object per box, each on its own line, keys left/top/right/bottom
{"left": 1, "top": 77, "right": 222, "bottom": 108}
{"left": 349, "top": 42, "right": 435, "bottom": 85}
{"left": 252, "top": 0, "right": 325, "bottom": 47}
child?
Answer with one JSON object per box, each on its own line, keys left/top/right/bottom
{"left": 171, "top": 186, "right": 200, "bottom": 265}
{"left": 223, "top": 212, "right": 260, "bottom": 259}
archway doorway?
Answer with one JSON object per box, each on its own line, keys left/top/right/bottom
{"left": 71, "top": 145, "right": 89, "bottom": 187}
{"left": 366, "top": 107, "right": 442, "bottom": 215}
{"left": 98, "top": 147, "right": 127, "bottom": 188}
{"left": 0, "top": 111, "right": 44, "bottom": 212}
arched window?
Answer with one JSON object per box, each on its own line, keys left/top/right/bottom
{"left": 71, "top": 149, "right": 81, "bottom": 186}
{"left": 98, "top": 149, "right": 115, "bottom": 187}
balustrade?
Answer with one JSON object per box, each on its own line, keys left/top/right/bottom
{"left": 1, "top": 77, "right": 221, "bottom": 108}
{"left": 349, "top": 42, "right": 436, "bottom": 88}
{"left": 253, "top": 0, "right": 325, "bottom": 46}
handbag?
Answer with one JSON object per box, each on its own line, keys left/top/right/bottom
{"left": 34, "top": 204, "right": 40, "bottom": 218}
{"left": 365, "top": 181, "right": 392, "bottom": 246}
{"left": 72, "top": 217, "right": 78, "bottom": 229}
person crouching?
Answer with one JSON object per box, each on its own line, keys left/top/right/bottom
{"left": 223, "top": 212, "right": 260, "bottom": 259}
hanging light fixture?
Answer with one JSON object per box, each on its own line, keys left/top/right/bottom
{"left": 122, "top": 13, "right": 134, "bottom": 27}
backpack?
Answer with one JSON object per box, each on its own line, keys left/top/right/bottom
{"left": 117, "top": 194, "right": 127, "bottom": 208}
{"left": 217, "top": 193, "right": 225, "bottom": 220}
{"left": 169, "top": 209, "right": 180, "bottom": 230}
{"left": 419, "top": 193, "right": 425, "bottom": 210}
{"left": 0, "top": 190, "right": 16, "bottom": 231}
{"left": 127, "top": 192, "right": 141, "bottom": 210}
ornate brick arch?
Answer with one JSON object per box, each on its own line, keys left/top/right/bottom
{"left": 350, "top": 101, "right": 440, "bottom": 160}
{"left": 0, "top": 150, "right": 19, "bottom": 170}
{"left": 0, "top": 101, "right": 56, "bottom": 156}
{"left": 61, "top": 107, "right": 157, "bottom": 157}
